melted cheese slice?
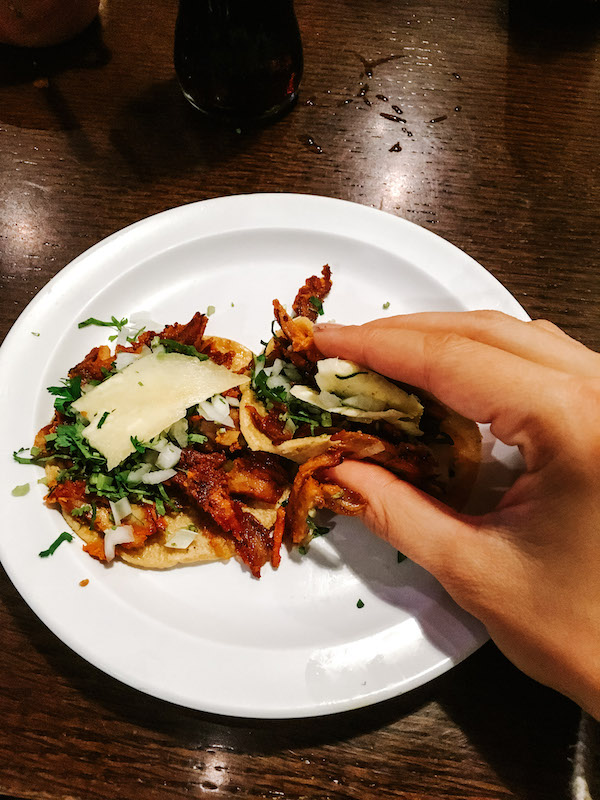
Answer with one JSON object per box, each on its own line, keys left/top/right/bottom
{"left": 72, "top": 353, "right": 249, "bottom": 469}
{"left": 290, "top": 358, "right": 424, "bottom": 437}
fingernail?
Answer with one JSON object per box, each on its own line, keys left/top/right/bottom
{"left": 313, "top": 322, "right": 343, "bottom": 333}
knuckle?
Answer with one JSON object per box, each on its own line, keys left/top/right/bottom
{"left": 530, "top": 318, "right": 563, "bottom": 335}
{"left": 466, "top": 309, "right": 510, "bottom": 327}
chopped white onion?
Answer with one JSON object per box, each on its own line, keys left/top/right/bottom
{"left": 266, "top": 374, "right": 290, "bottom": 392}
{"left": 198, "top": 395, "right": 234, "bottom": 428}
{"left": 225, "top": 396, "right": 240, "bottom": 407}
{"left": 104, "top": 525, "right": 135, "bottom": 561}
{"left": 283, "top": 363, "right": 302, "bottom": 382}
{"left": 141, "top": 468, "right": 177, "bottom": 484}
{"left": 114, "top": 351, "right": 141, "bottom": 371}
{"left": 341, "top": 394, "right": 386, "bottom": 411}
{"left": 156, "top": 442, "right": 182, "bottom": 470}
{"left": 164, "top": 529, "right": 197, "bottom": 550}
{"left": 264, "top": 358, "right": 284, "bottom": 377}
{"left": 109, "top": 497, "right": 132, "bottom": 525}
{"left": 169, "top": 418, "right": 189, "bottom": 448}
{"left": 127, "top": 463, "right": 152, "bottom": 483}
{"left": 143, "top": 448, "right": 159, "bottom": 465}
{"left": 129, "top": 311, "right": 160, "bottom": 331}
{"left": 146, "top": 436, "right": 168, "bottom": 452}
{"left": 316, "top": 390, "right": 340, "bottom": 410}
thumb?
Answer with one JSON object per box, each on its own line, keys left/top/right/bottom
{"left": 327, "top": 460, "right": 489, "bottom": 600}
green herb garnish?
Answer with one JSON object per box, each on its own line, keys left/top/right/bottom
{"left": 97, "top": 411, "right": 110, "bottom": 429}
{"left": 382, "top": 301, "right": 390, "bottom": 310}
{"left": 356, "top": 599, "right": 365, "bottom": 608}
{"left": 206, "top": 305, "right": 216, "bottom": 316}
{"left": 71, "top": 504, "right": 92, "bottom": 517}
{"left": 309, "top": 297, "right": 324, "bottom": 316}
{"left": 12, "top": 447, "right": 57, "bottom": 466}
{"left": 39, "top": 531, "right": 73, "bottom": 557}
{"left": 130, "top": 436, "right": 146, "bottom": 454}
{"left": 307, "top": 517, "right": 330, "bottom": 538}
{"left": 334, "top": 371, "right": 367, "bottom": 380}
{"left": 159, "top": 339, "right": 208, "bottom": 360}
{"left": 78, "top": 316, "right": 128, "bottom": 332}
{"left": 11, "top": 483, "right": 30, "bottom": 497}
{"left": 188, "top": 433, "right": 208, "bottom": 444}
{"left": 127, "top": 326, "right": 146, "bottom": 343}
{"left": 47, "top": 375, "right": 82, "bottom": 416}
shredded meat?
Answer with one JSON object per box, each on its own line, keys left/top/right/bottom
{"left": 170, "top": 448, "right": 280, "bottom": 577}
{"left": 227, "top": 452, "right": 290, "bottom": 504}
{"left": 271, "top": 507, "right": 286, "bottom": 568}
{"left": 273, "top": 301, "right": 322, "bottom": 364}
{"left": 285, "top": 447, "right": 366, "bottom": 544}
{"left": 158, "top": 312, "right": 208, "bottom": 350}
{"left": 45, "top": 479, "right": 88, "bottom": 510}
{"left": 285, "top": 430, "right": 439, "bottom": 543}
{"left": 329, "top": 430, "right": 438, "bottom": 484}
{"left": 292, "top": 265, "right": 332, "bottom": 321}
{"left": 247, "top": 405, "right": 293, "bottom": 446}
{"left": 68, "top": 345, "right": 115, "bottom": 382}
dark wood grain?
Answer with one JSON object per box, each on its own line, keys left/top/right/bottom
{"left": 1, "top": 0, "right": 598, "bottom": 798}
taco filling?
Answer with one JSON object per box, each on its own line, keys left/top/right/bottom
{"left": 240, "top": 266, "right": 482, "bottom": 544}
{"left": 25, "top": 312, "right": 292, "bottom": 577}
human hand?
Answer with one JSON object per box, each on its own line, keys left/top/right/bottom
{"left": 313, "top": 311, "right": 600, "bottom": 719}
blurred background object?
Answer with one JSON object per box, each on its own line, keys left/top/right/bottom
{"left": 0, "top": 0, "right": 100, "bottom": 47}
{"left": 174, "top": 0, "right": 303, "bottom": 124}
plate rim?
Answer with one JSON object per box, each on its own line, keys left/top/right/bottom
{"left": 0, "top": 193, "right": 528, "bottom": 718}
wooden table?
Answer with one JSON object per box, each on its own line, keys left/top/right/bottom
{"left": 1, "top": 0, "right": 598, "bottom": 797}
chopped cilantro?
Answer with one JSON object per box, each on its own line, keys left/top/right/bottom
{"left": 188, "top": 524, "right": 198, "bottom": 532}
{"left": 335, "top": 371, "right": 367, "bottom": 380}
{"left": 189, "top": 433, "right": 208, "bottom": 444}
{"left": 31, "top": 331, "right": 40, "bottom": 337}
{"left": 47, "top": 376, "right": 82, "bottom": 416}
{"left": 309, "top": 297, "right": 324, "bottom": 315}
{"left": 97, "top": 411, "right": 110, "bottom": 429}
{"left": 39, "top": 531, "right": 73, "bottom": 557}
{"left": 382, "top": 301, "right": 390, "bottom": 310}
{"left": 159, "top": 339, "right": 208, "bottom": 360}
{"left": 130, "top": 436, "right": 146, "bottom": 454}
{"left": 78, "top": 316, "right": 128, "bottom": 332}
{"left": 71, "top": 504, "right": 92, "bottom": 517}
{"left": 298, "top": 545, "right": 308, "bottom": 556}
{"left": 108, "top": 334, "right": 118, "bottom": 342}
{"left": 356, "top": 599, "right": 365, "bottom": 609}
{"left": 155, "top": 497, "right": 165, "bottom": 516}
{"left": 127, "top": 326, "right": 146, "bottom": 343}
{"left": 11, "top": 483, "right": 30, "bottom": 497}
{"left": 12, "top": 447, "right": 57, "bottom": 465}
{"left": 307, "top": 517, "right": 330, "bottom": 538}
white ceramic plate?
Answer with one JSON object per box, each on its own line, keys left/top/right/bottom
{"left": 0, "top": 194, "right": 527, "bottom": 718}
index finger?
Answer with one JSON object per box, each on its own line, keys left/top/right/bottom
{"left": 363, "top": 311, "right": 599, "bottom": 377}
{"left": 313, "top": 322, "right": 569, "bottom": 462}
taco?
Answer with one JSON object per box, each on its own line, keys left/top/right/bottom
{"left": 240, "top": 266, "right": 482, "bottom": 545}
{"left": 31, "top": 312, "right": 292, "bottom": 577}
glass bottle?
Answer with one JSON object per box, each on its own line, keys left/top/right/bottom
{"left": 174, "top": 0, "right": 303, "bottom": 125}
